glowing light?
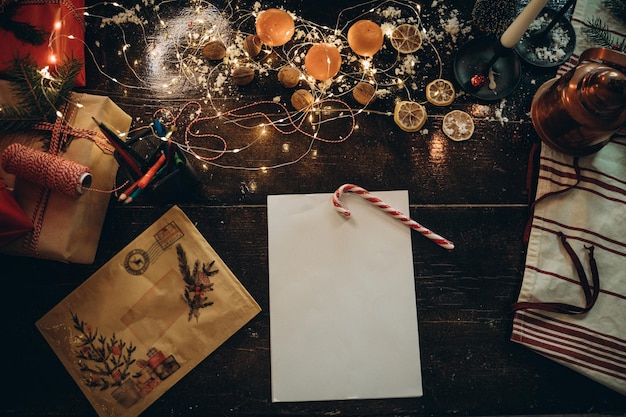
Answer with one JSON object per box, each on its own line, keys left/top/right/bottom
{"left": 39, "top": 66, "right": 52, "bottom": 79}
{"left": 56, "top": 111, "right": 63, "bottom": 118}
{"left": 233, "top": 148, "right": 241, "bottom": 153}
{"left": 49, "top": 54, "right": 57, "bottom": 64}
{"left": 260, "top": 166, "right": 268, "bottom": 173}
{"left": 54, "top": 21, "right": 62, "bottom": 30}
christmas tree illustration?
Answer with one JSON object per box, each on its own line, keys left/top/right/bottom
{"left": 71, "top": 311, "right": 137, "bottom": 390}
{"left": 176, "top": 243, "right": 218, "bottom": 321}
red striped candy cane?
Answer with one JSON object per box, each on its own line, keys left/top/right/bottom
{"left": 332, "top": 183, "right": 455, "bottom": 250}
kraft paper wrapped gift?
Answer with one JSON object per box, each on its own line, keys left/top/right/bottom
{"left": 0, "top": 0, "right": 86, "bottom": 86}
{"left": 0, "top": 80, "right": 131, "bottom": 263}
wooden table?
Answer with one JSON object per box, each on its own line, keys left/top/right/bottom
{"left": 2, "top": 0, "right": 625, "bottom": 415}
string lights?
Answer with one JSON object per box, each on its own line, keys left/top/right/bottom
{"left": 40, "top": 0, "right": 469, "bottom": 173}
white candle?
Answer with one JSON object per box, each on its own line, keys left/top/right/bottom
{"left": 500, "top": 0, "right": 549, "bottom": 48}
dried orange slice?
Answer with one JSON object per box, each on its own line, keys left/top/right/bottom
{"left": 442, "top": 110, "right": 474, "bottom": 141}
{"left": 393, "top": 100, "right": 427, "bottom": 132}
{"left": 426, "top": 79, "right": 456, "bottom": 107}
{"left": 390, "top": 24, "right": 422, "bottom": 54}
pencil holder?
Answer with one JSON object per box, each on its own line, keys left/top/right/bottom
{"left": 147, "top": 143, "right": 199, "bottom": 202}
{"left": 114, "top": 141, "right": 199, "bottom": 203}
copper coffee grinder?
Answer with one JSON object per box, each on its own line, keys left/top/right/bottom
{"left": 531, "top": 47, "right": 626, "bottom": 155}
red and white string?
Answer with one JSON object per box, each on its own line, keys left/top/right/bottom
{"left": 332, "top": 183, "right": 455, "bottom": 250}
{"left": 1, "top": 143, "right": 91, "bottom": 198}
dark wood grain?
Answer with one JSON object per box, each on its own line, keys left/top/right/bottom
{"left": 2, "top": 0, "right": 625, "bottom": 415}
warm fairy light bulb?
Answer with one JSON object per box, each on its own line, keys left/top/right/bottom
{"left": 233, "top": 148, "right": 241, "bottom": 153}
{"left": 54, "top": 21, "right": 62, "bottom": 30}
{"left": 49, "top": 54, "right": 57, "bottom": 64}
{"left": 56, "top": 111, "right": 63, "bottom": 118}
{"left": 40, "top": 66, "right": 52, "bottom": 79}
{"left": 68, "top": 35, "right": 75, "bottom": 40}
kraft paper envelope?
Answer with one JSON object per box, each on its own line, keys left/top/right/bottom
{"left": 267, "top": 190, "right": 423, "bottom": 402}
{"left": 36, "top": 205, "right": 261, "bottom": 417}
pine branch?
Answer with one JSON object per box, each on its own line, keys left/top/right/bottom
{"left": 0, "top": 56, "right": 82, "bottom": 132}
{"left": 604, "top": 0, "right": 626, "bottom": 26}
{"left": 176, "top": 243, "right": 194, "bottom": 285}
{"left": 0, "top": 3, "right": 47, "bottom": 45}
{"left": 583, "top": 17, "right": 626, "bottom": 52}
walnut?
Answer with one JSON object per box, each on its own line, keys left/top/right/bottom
{"left": 290, "top": 89, "right": 314, "bottom": 111}
{"left": 278, "top": 66, "right": 301, "bottom": 88}
{"left": 232, "top": 66, "right": 255, "bottom": 85}
{"left": 244, "top": 35, "right": 263, "bottom": 57}
{"left": 353, "top": 81, "right": 376, "bottom": 105}
{"left": 202, "top": 40, "right": 226, "bottom": 61}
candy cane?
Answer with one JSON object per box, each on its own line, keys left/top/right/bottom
{"left": 332, "top": 183, "right": 455, "bottom": 250}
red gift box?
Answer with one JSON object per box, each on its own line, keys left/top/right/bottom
{"left": 0, "top": 0, "right": 86, "bottom": 86}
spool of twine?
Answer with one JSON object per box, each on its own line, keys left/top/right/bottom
{"left": 1, "top": 143, "right": 92, "bottom": 198}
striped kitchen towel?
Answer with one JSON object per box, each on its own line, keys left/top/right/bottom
{"left": 511, "top": 138, "right": 626, "bottom": 395}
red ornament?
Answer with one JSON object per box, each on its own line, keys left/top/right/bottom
{"left": 470, "top": 74, "right": 486, "bottom": 88}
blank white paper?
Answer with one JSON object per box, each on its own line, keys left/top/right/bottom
{"left": 267, "top": 190, "right": 423, "bottom": 402}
